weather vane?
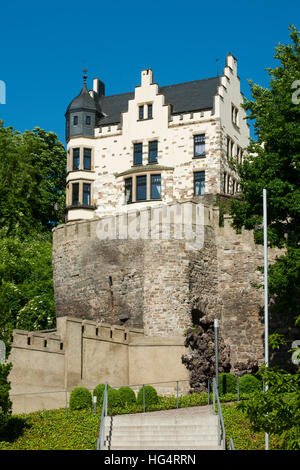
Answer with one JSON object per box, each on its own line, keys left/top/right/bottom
{"left": 83, "top": 68, "right": 88, "bottom": 83}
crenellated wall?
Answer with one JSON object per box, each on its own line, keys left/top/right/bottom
{"left": 8, "top": 316, "right": 189, "bottom": 413}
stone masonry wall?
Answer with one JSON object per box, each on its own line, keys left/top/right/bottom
{"left": 52, "top": 201, "right": 296, "bottom": 370}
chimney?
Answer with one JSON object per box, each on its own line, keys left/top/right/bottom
{"left": 93, "top": 78, "right": 105, "bottom": 96}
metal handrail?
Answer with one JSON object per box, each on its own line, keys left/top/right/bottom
{"left": 96, "top": 381, "right": 108, "bottom": 450}
{"left": 212, "top": 377, "right": 227, "bottom": 450}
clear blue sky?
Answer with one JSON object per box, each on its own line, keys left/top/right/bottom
{"left": 0, "top": 0, "right": 298, "bottom": 146}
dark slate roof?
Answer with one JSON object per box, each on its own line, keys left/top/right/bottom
{"left": 66, "top": 82, "right": 101, "bottom": 114}
{"left": 97, "top": 76, "right": 220, "bottom": 126}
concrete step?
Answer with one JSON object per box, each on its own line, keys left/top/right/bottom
{"left": 101, "top": 406, "right": 223, "bottom": 451}
{"left": 105, "top": 444, "right": 223, "bottom": 450}
{"left": 105, "top": 424, "right": 218, "bottom": 433}
{"left": 110, "top": 435, "right": 219, "bottom": 443}
{"left": 107, "top": 416, "right": 218, "bottom": 426}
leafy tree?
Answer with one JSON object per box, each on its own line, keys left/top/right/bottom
{"left": 238, "top": 365, "right": 300, "bottom": 450}
{"left": 0, "top": 233, "right": 55, "bottom": 351}
{"left": 0, "top": 122, "right": 66, "bottom": 342}
{"left": 0, "top": 122, "right": 66, "bottom": 237}
{"left": 230, "top": 25, "right": 300, "bottom": 449}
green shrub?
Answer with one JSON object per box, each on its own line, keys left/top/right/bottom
{"left": 0, "top": 363, "right": 12, "bottom": 416}
{"left": 69, "top": 387, "right": 92, "bottom": 411}
{"left": 118, "top": 386, "right": 136, "bottom": 406}
{"left": 137, "top": 385, "right": 158, "bottom": 407}
{"left": 218, "top": 373, "right": 237, "bottom": 395}
{"left": 93, "top": 383, "right": 111, "bottom": 408}
{"left": 239, "top": 374, "right": 262, "bottom": 394}
{"left": 107, "top": 388, "right": 122, "bottom": 410}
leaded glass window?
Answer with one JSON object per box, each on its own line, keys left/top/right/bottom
{"left": 151, "top": 174, "right": 161, "bottom": 199}
{"left": 194, "top": 134, "right": 205, "bottom": 157}
{"left": 194, "top": 171, "right": 205, "bottom": 196}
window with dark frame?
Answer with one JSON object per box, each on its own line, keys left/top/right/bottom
{"left": 194, "top": 171, "right": 205, "bottom": 196}
{"left": 72, "top": 148, "right": 80, "bottom": 170}
{"left": 86, "top": 115, "right": 91, "bottom": 125}
{"left": 194, "top": 134, "right": 205, "bottom": 157}
{"left": 125, "top": 177, "right": 132, "bottom": 204}
{"left": 83, "top": 183, "right": 91, "bottom": 206}
{"left": 151, "top": 174, "right": 161, "bottom": 199}
{"left": 72, "top": 182, "right": 79, "bottom": 205}
{"left": 134, "top": 143, "right": 143, "bottom": 165}
{"left": 232, "top": 104, "right": 238, "bottom": 126}
{"left": 148, "top": 140, "right": 158, "bottom": 163}
{"left": 223, "top": 173, "right": 227, "bottom": 193}
{"left": 136, "top": 175, "right": 147, "bottom": 201}
{"left": 147, "top": 104, "right": 153, "bottom": 119}
{"left": 73, "top": 115, "right": 78, "bottom": 125}
{"left": 139, "top": 105, "right": 144, "bottom": 120}
{"left": 84, "top": 148, "right": 91, "bottom": 170}
{"left": 227, "top": 175, "right": 231, "bottom": 194}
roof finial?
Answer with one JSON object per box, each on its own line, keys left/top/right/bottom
{"left": 83, "top": 68, "right": 88, "bottom": 83}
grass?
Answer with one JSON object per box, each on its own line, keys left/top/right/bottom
{"left": 0, "top": 393, "right": 282, "bottom": 450}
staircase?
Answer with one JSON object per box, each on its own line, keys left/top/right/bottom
{"left": 102, "top": 405, "right": 223, "bottom": 450}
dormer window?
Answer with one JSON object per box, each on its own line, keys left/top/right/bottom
{"left": 73, "top": 116, "right": 78, "bottom": 126}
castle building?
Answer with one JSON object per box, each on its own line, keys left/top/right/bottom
{"left": 6, "top": 56, "right": 288, "bottom": 411}
{"left": 64, "top": 54, "right": 249, "bottom": 222}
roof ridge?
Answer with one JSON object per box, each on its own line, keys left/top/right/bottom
{"left": 159, "top": 76, "right": 220, "bottom": 90}
{"left": 102, "top": 76, "right": 220, "bottom": 99}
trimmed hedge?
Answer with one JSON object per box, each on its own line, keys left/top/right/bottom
{"left": 92, "top": 384, "right": 122, "bottom": 410}
{"left": 69, "top": 387, "right": 92, "bottom": 411}
{"left": 137, "top": 385, "right": 158, "bottom": 407}
{"left": 218, "top": 373, "right": 237, "bottom": 395}
{"left": 93, "top": 384, "right": 111, "bottom": 407}
{"left": 239, "top": 374, "right": 262, "bottom": 394}
{"left": 118, "top": 387, "right": 136, "bottom": 406}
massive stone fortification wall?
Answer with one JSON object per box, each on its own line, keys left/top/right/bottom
{"left": 52, "top": 200, "right": 285, "bottom": 368}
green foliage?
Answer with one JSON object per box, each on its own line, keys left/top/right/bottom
{"left": 229, "top": 26, "right": 300, "bottom": 318}
{"left": 239, "top": 374, "right": 262, "bottom": 394}
{"left": 69, "top": 387, "right": 92, "bottom": 411}
{"left": 218, "top": 373, "right": 237, "bottom": 395}
{"left": 0, "top": 123, "right": 66, "bottom": 237}
{"left": 107, "top": 388, "right": 122, "bottom": 411}
{"left": 137, "top": 385, "right": 159, "bottom": 407}
{"left": 238, "top": 365, "right": 300, "bottom": 449}
{"left": 0, "top": 234, "right": 55, "bottom": 351}
{"left": 92, "top": 384, "right": 122, "bottom": 411}
{"left": 222, "top": 403, "right": 280, "bottom": 450}
{"left": 93, "top": 384, "right": 111, "bottom": 408}
{"left": 118, "top": 386, "right": 136, "bottom": 406}
{"left": 0, "top": 363, "right": 12, "bottom": 415}
{"left": 0, "top": 363, "right": 13, "bottom": 436}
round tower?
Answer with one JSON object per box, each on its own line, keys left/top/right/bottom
{"left": 65, "top": 70, "right": 104, "bottom": 142}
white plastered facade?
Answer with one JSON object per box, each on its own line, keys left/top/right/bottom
{"left": 66, "top": 54, "right": 249, "bottom": 221}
